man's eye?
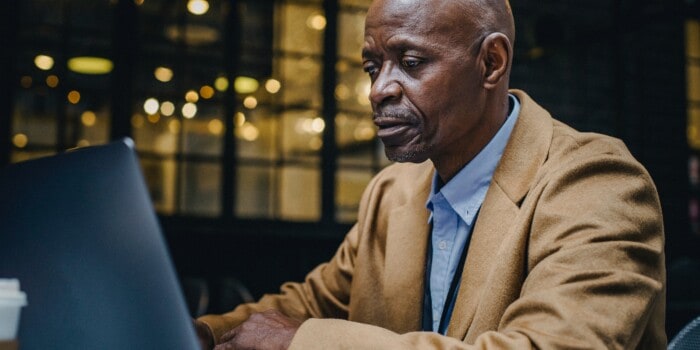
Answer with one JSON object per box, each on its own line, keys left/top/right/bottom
{"left": 401, "top": 57, "right": 422, "bottom": 69}
{"left": 363, "top": 64, "right": 378, "bottom": 76}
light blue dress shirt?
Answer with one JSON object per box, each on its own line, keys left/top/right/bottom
{"left": 425, "top": 94, "right": 520, "bottom": 333}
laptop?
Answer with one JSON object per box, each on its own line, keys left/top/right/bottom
{"left": 0, "top": 139, "right": 200, "bottom": 349}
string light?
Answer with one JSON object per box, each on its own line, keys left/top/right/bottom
{"left": 187, "top": 0, "right": 209, "bottom": 15}
{"left": 34, "top": 55, "right": 54, "bottom": 70}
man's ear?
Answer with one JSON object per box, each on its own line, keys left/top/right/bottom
{"left": 479, "top": 32, "right": 512, "bottom": 89}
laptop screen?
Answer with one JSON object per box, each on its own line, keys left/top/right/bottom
{"left": 0, "top": 139, "right": 199, "bottom": 349}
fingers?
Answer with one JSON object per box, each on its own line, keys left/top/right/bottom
{"left": 218, "top": 325, "right": 239, "bottom": 343}
{"left": 214, "top": 310, "right": 301, "bottom": 350}
{"left": 193, "top": 319, "right": 215, "bottom": 350}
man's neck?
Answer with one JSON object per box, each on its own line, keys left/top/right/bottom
{"left": 433, "top": 92, "right": 512, "bottom": 183}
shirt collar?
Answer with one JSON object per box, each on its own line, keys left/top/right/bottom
{"left": 427, "top": 94, "right": 521, "bottom": 224}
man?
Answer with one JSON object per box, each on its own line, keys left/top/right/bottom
{"left": 195, "top": 0, "right": 666, "bottom": 348}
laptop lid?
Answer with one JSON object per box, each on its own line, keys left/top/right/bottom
{"left": 0, "top": 139, "right": 199, "bottom": 349}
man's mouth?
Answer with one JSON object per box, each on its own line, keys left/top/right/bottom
{"left": 373, "top": 115, "right": 419, "bottom": 146}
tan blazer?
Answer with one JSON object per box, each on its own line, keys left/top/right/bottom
{"left": 200, "top": 90, "right": 666, "bottom": 349}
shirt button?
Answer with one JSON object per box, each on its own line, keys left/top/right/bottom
{"left": 438, "top": 240, "right": 448, "bottom": 250}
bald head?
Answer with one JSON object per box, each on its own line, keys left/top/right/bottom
{"left": 367, "top": 0, "right": 515, "bottom": 48}
{"left": 459, "top": 0, "right": 515, "bottom": 45}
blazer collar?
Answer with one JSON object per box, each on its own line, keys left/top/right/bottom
{"left": 492, "top": 89, "right": 553, "bottom": 205}
{"left": 446, "top": 89, "right": 554, "bottom": 339}
{"left": 383, "top": 164, "right": 433, "bottom": 333}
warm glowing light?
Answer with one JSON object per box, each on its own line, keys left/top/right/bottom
{"left": 243, "top": 96, "right": 258, "bottom": 109}
{"left": 299, "top": 119, "right": 313, "bottom": 133}
{"left": 311, "top": 117, "right": 325, "bottom": 133}
{"left": 214, "top": 76, "right": 229, "bottom": 91}
{"left": 144, "top": 98, "right": 160, "bottom": 115}
{"left": 336, "top": 60, "right": 349, "bottom": 73}
{"left": 307, "top": 13, "right": 327, "bottom": 30}
{"left": 357, "top": 94, "right": 370, "bottom": 106}
{"left": 77, "top": 139, "right": 91, "bottom": 147}
{"left": 298, "top": 117, "right": 325, "bottom": 134}
{"left": 335, "top": 113, "right": 348, "bottom": 126}
{"left": 20, "top": 76, "right": 32, "bottom": 88}
{"left": 147, "top": 113, "right": 161, "bottom": 124}
{"left": 185, "top": 90, "right": 199, "bottom": 103}
{"left": 335, "top": 84, "right": 350, "bottom": 101}
{"left": 182, "top": 102, "right": 197, "bottom": 119}
{"left": 168, "top": 119, "right": 181, "bottom": 134}
{"left": 46, "top": 75, "right": 59, "bottom": 88}
{"left": 134, "top": 0, "right": 145, "bottom": 5}
{"left": 237, "top": 122, "right": 259, "bottom": 141}
{"left": 160, "top": 101, "right": 175, "bottom": 116}
{"left": 12, "top": 134, "right": 28, "bottom": 148}
{"left": 354, "top": 121, "right": 376, "bottom": 141}
{"left": 131, "top": 114, "right": 145, "bottom": 128}
{"left": 200, "top": 85, "right": 215, "bottom": 99}
{"left": 355, "top": 80, "right": 371, "bottom": 97}
{"left": 67, "top": 56, "right": 113, "bottom": 75}
{"left": 67, "top": 90, "right": 81, "bottom": 104}
{"left": 208, "top": 119, "right": 224, "bottom": 135}
{"left": 187, "top": 0, "right": 209, "bottom": 15}
{"left": 34, "top": 55, "right": 54, "bottom": 71}
{"left": 265, "top": 79, "right": 281, "bottom": 94}
{"left": 235, "top": 112, "right": 246, "bottom": 127}
{"left": 154, "top": 67, "right": 173, "bottom": 82}
{"left": 234, "top": 77, "right": 259, "bottom": 94}
{"left": 356, "top": 79, "right": 371, "bottom": 106}
{"left": 528, "top": 47, "right": 545, "bottom": 60}
{"left": 81, "top": 111, "right": 97, "bottom": 127}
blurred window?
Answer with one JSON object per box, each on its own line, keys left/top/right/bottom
{"left": 9, "top": 0, "right": 388, "bottom": 224}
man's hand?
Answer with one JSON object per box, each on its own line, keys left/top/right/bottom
{"left": 193, "top": 319, "right": 215, "bottom": 350}
{"left": 214, "top": 310, "right": 301, "bottom": 350}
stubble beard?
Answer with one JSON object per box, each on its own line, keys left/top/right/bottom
{"left": 383, "top": 143, "right": 430, "bottom": 163}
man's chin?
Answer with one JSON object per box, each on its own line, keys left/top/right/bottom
{"left": 384, "top": 147, "right": 428, "bottom": 164}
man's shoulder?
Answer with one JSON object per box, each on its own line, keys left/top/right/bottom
{"left": 548, "top": 118, "right": 637, "bottom": 165}
{"left": 513, "top": 89, "right": 635, "bottom": 163}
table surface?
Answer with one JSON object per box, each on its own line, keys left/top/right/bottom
{"left": 0, "top": 340, "right": 17, "bottom": 350}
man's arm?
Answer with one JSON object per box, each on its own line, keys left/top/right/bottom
{"left": 196, "top": 222, "right": 361, "bottom": 345}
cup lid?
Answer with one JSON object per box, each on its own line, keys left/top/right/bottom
{"left": 0, "top": 292, "right": 26, "bottom": 306}
{"left": 0, "top": 279, "right": 27, "bottom": 306}
{"left": 0, "top": 279, "right": 20, "bottom": 291}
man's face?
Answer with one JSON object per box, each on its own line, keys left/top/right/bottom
{"left": 363, "top": 0, "right": 488, "bottom": 164}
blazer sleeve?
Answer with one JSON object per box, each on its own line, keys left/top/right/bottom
{"left": 197, "top": 222, "right": 361, "bottom": 343}
{"left": 494, "top": 150, "right": 666, "bottom": 349}
{"left": 197, "top": 164, "right": 401, "bottom": 343}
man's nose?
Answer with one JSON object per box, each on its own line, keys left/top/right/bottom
{"left": 369, "top": 63, "right": 402, "bottom": 106}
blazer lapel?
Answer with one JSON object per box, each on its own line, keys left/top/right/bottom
{"left": 446, "top": 90, "right": 554, "bottom": 339}
{"left": 383, "top": 167, "right": 433, "bottom": 333}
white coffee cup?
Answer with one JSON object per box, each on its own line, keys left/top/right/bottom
{"left": 0, "top": 279, "right": 27, "bottom": 341}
